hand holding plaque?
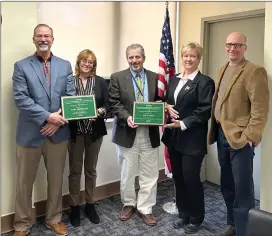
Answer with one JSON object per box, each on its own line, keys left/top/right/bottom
{"left": 47, "top": 108, "right": 68, "bottom": 125}
{"left": 128, "top": 115, "right": 138, "bottom": 128}
{"left": 133, "top": 102, "right": 165, "bottom": 126}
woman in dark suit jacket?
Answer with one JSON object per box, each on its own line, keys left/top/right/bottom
{"left": 162, "top": 42, "right": 215, "bottom": 234}
{"left": 68, "top": 49, "right": 110, "bottom": 227}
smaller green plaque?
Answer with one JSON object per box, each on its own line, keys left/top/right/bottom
{"left": 61, "top": 95, "right": 97, "bottom": 120}
{"left": 133, "top": 102, "right": 165, "bottom": 126}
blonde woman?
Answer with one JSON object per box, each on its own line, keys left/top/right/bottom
{"left": 162, "top": 42, "right": 215, "bottom": 234}
{"left": 68, "top": 49, "right": 110, "bottom": 227}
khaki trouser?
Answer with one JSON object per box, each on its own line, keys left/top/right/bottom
{"left": 117, "top": 126, "right": 159, "bottom": 214}
{"left": 14, "top": 139, "right": 68, "bottom": 232}
{"left": 68, "top": 134, "right": 103, "bottom": 206}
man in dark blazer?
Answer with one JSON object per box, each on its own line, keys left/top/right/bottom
{"left": 108, "top": 44, "right": 160, "bottom": 226}
{"left": 12, "top": 24, "right": 75, "bottom": 236}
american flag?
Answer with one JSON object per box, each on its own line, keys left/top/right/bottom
{"left": 158, "top": 5, "right": 175, "bottom": 178}
{"left": 158, "top": 6, "right": 176, "bottom": 99}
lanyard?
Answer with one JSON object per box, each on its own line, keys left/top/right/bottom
{"left": 132, "top": 74, "right": 145, "bottom": 98}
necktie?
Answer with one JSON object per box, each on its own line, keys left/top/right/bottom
{"left": 136, "top": 74, "right": 144, "bottom": 102}
{"left": 43, "top": 61, "right": 51, "bottom": 88}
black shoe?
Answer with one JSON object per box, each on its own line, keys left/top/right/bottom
{"left": 70, "top": 205, "right": 80, "bottom": 227}
{"left": 184, "top": 224, "right": 201, "bottom": 234}
{"left": 173, "top": 218, "right": 189, "bottom": 229}
{"left": 85, "top": 203, "right": 100, "bottom": 224}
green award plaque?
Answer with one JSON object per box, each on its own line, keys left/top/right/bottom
{"left": 133, "top": 102, "right": 165, "bottom": 125}
{"left": 61, "top": 95, "right": 97, "bottom": 120}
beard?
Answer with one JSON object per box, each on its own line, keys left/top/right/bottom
{"left": 131, "top": 64, "right": 142, "bottom": 72}
{"left": 38, "top": 44, "right": 49, "bottom": 52}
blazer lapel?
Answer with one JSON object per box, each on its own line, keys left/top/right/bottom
{"left": 212, "top": 63, "right": 228, "bottom": 107}
{"left": 30, "top": 56, "right": 50, "bottom": 98}
{"left": 124, "top": 69, "right": 136, "bottom": 102}
{"left": 175, "top": 72, "right": 200, "bottom": 107}
{"left": 216, "top": 63, "right": 229, "bottom": 92}
{"left": 168, "top": 75, "right": 180, "bottom": 105}
{"left": 146, "top": 70, "right": 155, "bottom": 101}
{"left": 221, "top": 59, "right": 246, "bottom": 104}
{"left": 175, "top": 80, "right": 193, "bottom": 107}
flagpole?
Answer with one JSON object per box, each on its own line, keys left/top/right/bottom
{"left": 162, "top": 1, "right": 179, "bottom": 215}
{"left": 175, "top": 1, "right": 180, "bottom": 72}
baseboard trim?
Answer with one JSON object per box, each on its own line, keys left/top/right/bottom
{"left": 1, "top": 169, "right": 167, "bottom": 233}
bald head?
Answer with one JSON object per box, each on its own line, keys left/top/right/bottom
{"left": 227, "top": 32, "right": 247, "bottom": 44}
{"left": 225, "top": 32, "right": 247, "bottom": 65}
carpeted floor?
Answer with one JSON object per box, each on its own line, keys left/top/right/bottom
{"left": 2, "top": 180, "right": 259, "bottom": 236}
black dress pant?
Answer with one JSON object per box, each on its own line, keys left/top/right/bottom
{"left": 168, "top": 147, "right": 205, "bottom": 225}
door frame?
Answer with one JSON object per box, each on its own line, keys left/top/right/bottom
{"left": 200, "top": 9, "right": 265, "bottom": 75}
{"left": 200, "top": 9, "right": 265, "bottom": 182}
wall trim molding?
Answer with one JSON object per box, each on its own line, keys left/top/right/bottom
{"left": 1, "top": 169, "right": 168, "bottom": 233}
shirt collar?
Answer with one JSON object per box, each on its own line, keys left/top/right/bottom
{"left": 35, "top": 52, "right": 53, "bottom": 63}
{"left": 130, "top": 68, "right": 145, "bottom": 78}
{"left": 177, "top": 68, "right": 199, "bottom": 81}
{"left": 227, "top": 57, "right": 247, "bottom": 68}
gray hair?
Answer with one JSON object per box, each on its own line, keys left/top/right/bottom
{"left": 33, "top": 24, "right": 54, "bottom": 37}
{"left": 126, "top": 44, "right": 146, "bottom": 58}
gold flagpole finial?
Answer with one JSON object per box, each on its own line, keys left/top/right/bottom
{"left": 165, "top": 1, "right": 169, "bottom": 7}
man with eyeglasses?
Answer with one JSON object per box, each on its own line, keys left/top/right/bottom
{"left": 208, "top": 32, "right": 269, "bottom": 236}
{"left": 12, "top": 24, "right": 75, "bottom": 236}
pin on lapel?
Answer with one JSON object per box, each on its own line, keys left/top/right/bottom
{"left": 185, "top": 86, "right": 190, "bottom": 90}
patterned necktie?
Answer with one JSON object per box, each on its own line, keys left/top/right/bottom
{"left": 136, "top": 73, "right": 144, "bottom": 102}
{"left": 43, "top": 61, "right": 51, "bottom": 88}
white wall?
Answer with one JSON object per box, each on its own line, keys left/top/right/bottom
{"left": 261, "top": 2, "right": 272, "bottom": 212}
{"left": 37, "top": 2, "right": 177, "bottom": 76}
{"left": 37, "top": 2, "right": 118, "bottom": 77}
{"left": 118, "top": 2, "right": 176, "bottom": 70}
{"left": 1, "top": 2, "right": 38, "bottom": 216}
{"left": 1, "top": 2, "right": 176, "bottom": 217}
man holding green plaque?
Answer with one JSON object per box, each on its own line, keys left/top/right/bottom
{"left": 109, "top": 44, "right": 160, "bottom": 226}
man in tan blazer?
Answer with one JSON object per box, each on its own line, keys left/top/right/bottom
{"left": 208, "top": 32, "right": 269, "bottom": 236}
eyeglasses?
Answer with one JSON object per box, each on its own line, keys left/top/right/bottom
{"left": 34, "top": 34, "right": 52, "bottom": 40}
{"left": 80, "top": 60, "right": 94, "bottom": 66}
{"left": 225, "top": 43, "right": 246, "bottom": 49}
